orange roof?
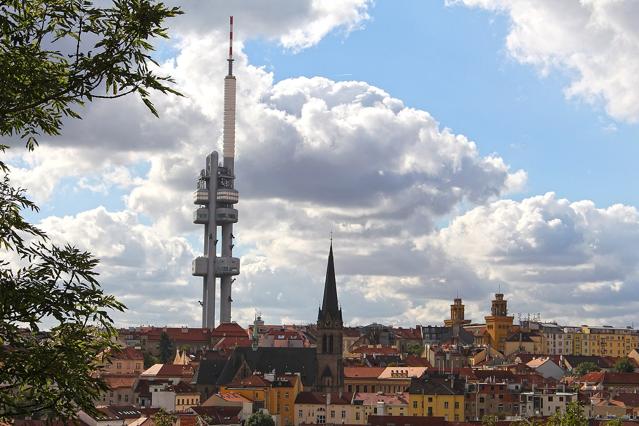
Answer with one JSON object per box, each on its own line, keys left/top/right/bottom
{"left": 104, "top": 376, "right": 137, "bottom": 389}
{"left": 226, "top": 374, "right": 271, "bottom": 388}
{"left": 213, "top": 336, "right": 252, "bottom": 351}
{"left": 141, "top": 363, "right": 194, "bottom": 378}
{"left": 218, "top": 392, "right": 252, "bottom": 403}
{"left": 378, "top": 367, "right": 427, "bottom": 380}
{"left": 344, "top": 367, "right": 385, "bottom": 379}
{"left": 111, "top": 347, "right": 144, "bottom": 361}
{"left": 353, "top": 392, "right": 409, "bottom": 406}
{"left": 580, "top": 371, "right": 605, "bottom": 383}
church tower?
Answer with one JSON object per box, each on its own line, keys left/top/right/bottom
{"left": 444, "top": 297, "right": 471, "bottom": 328}
{"left": 316, "top": 243, "right": 344, "bottom": 392}
{"left": 484, "top": 293, "right": 514, "bottom": 352}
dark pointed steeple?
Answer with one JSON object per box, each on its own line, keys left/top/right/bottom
{"left": 318, "top": 243, "right": 342, "bottom": 327}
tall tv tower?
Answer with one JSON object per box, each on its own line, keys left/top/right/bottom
{"left": 192, "top": 16, "right": 240, "bottom": 329}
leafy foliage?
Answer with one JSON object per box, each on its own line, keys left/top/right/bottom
{"left": 246, "top": 411, "right": 275, "bottom": 426}
{"left": 614, "top": 357, "right": 635, "bottom": 373}
{"left": 0, "top": 168, "right": 125, "bottom": 418}
{"left": 605, "top": 418, "right": 623, "bottom": 426}
{"left": 406, "top": 343, "right": 424, "bottom": 357}
{"left": 546, "top": 401, "right": 588, "bottom": 426}
{"left": 0, "top": 0, "right": 182, "bottom": 420}
{"left": 574, "top": 361, "right": 599, "bottom": 376}
{"left": 481, "top": 415, "right": 498, "bottom": 426}
{"left": 153, "top": 408, "right": 177, "bottom": 426}
{"left": 143, "top": 351, "right": 160, "bottom": 369}
{"left": 0, "top": 0, "right": 182, "bottom": 150}
{"left": 159, "top": 331, "right": 173, "bottom": 363}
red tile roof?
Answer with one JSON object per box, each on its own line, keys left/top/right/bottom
{"left": 169, "top": 381, "right": 198, "bottom": 394}
{"left": 103, "top": 375, "right": 137, "bottom": 390}
{"left": 368, "top": 415, "right": 447, "bottom": 426}
{"left": 393, "top": 327, "right": 422, "bottom": 340}
{"left": 405, "top": 355, "right": 431, "bottom": 367}
{"left": 191, "top": 407, "right": 242, "bottom": 425}
{"left": 111, "top": 346, "right": 144, "bottom": 361}
{"left": 602, "top": 372, "right": 639, "bottom": 385}
{"left": 344, "top": 367, "right": 385, "bottom": 379}
{"left": 142, "top": 363, "right": 194, "bottom": 378}
{"left": 352, "top": 392, "right": 409, "bottom": 405}
{"left": 141, "top": 327, "right": 211, "bottom": 343}
{"left": 211, "top": 322, "right": 248, "bottom": 338}
{"left": 613, "top": 393, "right": 639, "bottom": 407}
{"left": 225, "top": 374, "right": 271, "bottom": 388}
{"left": 213, "top": 336, "right": 252, "bottom": 351}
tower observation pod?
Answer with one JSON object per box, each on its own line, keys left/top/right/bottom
{"left": 192, "top": 16, "right": 240, "bottom": 329}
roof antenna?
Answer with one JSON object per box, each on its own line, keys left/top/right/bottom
{"left": 227, "top": 16, "right": 234, "bottom": 76}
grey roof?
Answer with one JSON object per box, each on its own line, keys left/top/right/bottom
{"left": 408, "top": 374, "right": 465, "bottom": 395}
{"left": 216, "top": 347, "right": 317, "bottom": 387}
{"left": 193, "top": 357, "right": 228, "bottom": 386}
{"left": 318, "top": 244, "right": 342, "bottom": 325}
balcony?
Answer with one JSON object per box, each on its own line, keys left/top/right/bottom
{"left": 192, "top": 257, "right": 208, "bottom": 276}
{"left": 216, "top": 189, "right": 239, "bottom": 204}
{"left": 193, "top": 207, "right": 209, "bottom": 224}
{"left": 192, "top": 256, "right": 240, "bottom": 277}
{"left": 215, "top": 207, "right": 238, "bottom": 223}
{"left": 215, "top": 257, "right": 240, "bottom": 276}
{"left": 217, "top": 167, "right": 233, "bottom": 178}
{"left": 193, "top": 188, "right": 209, "bottom": 205}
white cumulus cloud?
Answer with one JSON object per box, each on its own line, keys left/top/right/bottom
{"left": 453, "top": 0, "right": 639, "bottom": 122}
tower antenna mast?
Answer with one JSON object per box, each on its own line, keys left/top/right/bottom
{"left": 228, "top": 16, "right": 234, "bottom": 75}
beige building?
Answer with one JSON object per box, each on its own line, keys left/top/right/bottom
{"left": 98, "top": 376, "right": 136, "bottom": 406}
{"left": 352, "top": 392, "right": 409, "bottom": 420}
{"left": 202, "top": 392, "right": 253, "bottom": 420}
{"left": 101, "top": 347, "right": 144, "bottom": 376}
{"left": 519, "top": 391, "right": 578, "bottom": 417}
{"left": 294, "top": 392, "right": 360, "bottom": 425}
{"left": 151, "top": 381, "right": 200, "bottom": 413}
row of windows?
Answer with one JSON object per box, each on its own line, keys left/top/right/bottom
{"left": 411, "top": 400, "right": 460, "bottom": 409}
{"left": 346, "top": 384, "right": 405, "bottom": 393}
{"left": 176, "top": 397, "right": 198, "bottom": 405}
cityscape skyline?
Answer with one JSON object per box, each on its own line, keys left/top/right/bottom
{"left": 8, "top": 1, "right": 639, "bottom": 329}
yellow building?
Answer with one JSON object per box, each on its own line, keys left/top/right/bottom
{"left": 174, "top": 382, "right": 201, "bottom": 412}
{"left": 484, "top": 293, "right": 514, "bottom": 353}
{"left": 444, "top": 298, "right": 472, "bottom": 328}
{"left": 580, "top": 326, "right": 639, "bottom": 357}
{"left": 408, "top": 375, "right": 465, "bottom": 421}
{"left": 503, "top": 331, "right": 544, "bottom": 356}
{"left": 219, "top": 372, "right": 301, "bottom": 426}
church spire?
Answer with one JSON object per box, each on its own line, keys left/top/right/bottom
{"left": 318, "top": 243, "right": 342, "bottom": 327}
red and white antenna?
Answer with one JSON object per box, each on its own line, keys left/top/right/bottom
{"left": 227, "top": 16, "right": 234, "bottom": 75}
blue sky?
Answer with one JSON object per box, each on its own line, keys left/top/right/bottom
{"left": 246, "top": 1, "right": 639, "bottom": 208}
{"left": 11, "top": 0, "right": 639, "bottom": 327}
